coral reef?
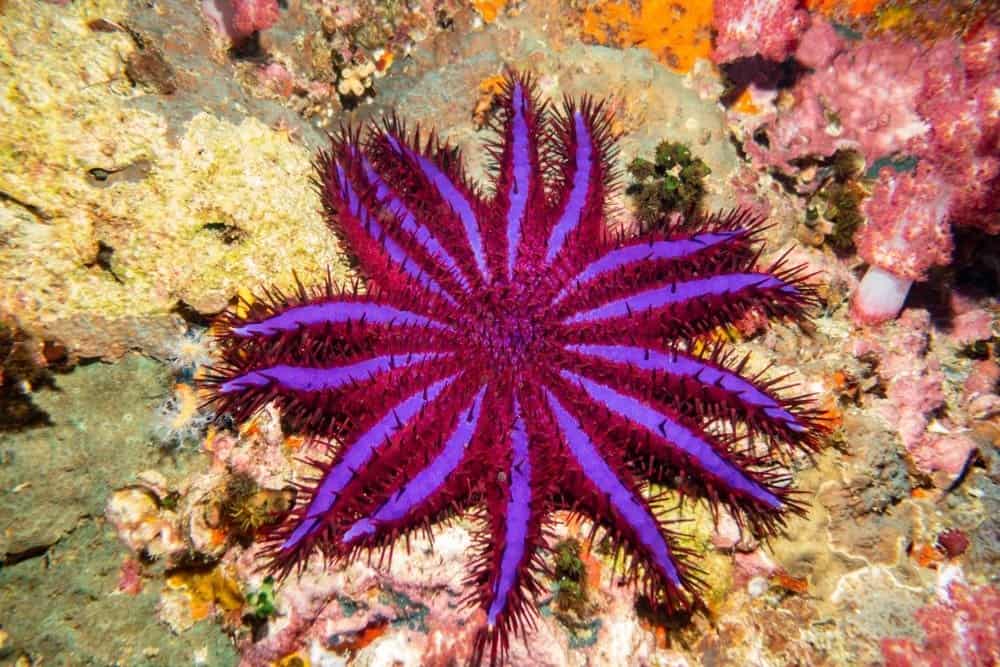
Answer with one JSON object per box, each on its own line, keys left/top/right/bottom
{"left": 712, "top": 0, "right": 809, "bottom": 64}
{"left": 4, "top": 0, "right": 999, "bottom": 665}
{"left": 0, "top": 356, "right": 235, "bottom": 664}
{"left": 0, "top": 0, "right": 342, "bottom": 361}
{"left": 725, "top": 13, "right": 1000, "bottom": 323}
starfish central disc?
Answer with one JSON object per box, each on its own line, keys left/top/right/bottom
{"left": 462, "top": 285, "right": 554, "bottom": 371}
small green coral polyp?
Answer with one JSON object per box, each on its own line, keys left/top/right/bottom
{"left": 627, "top": 140, "right": 712, "bottom": 225}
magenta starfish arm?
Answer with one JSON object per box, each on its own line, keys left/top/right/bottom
{"left": 230, "top": 299, "right": 451, "bottom": 337}
{"left": 551, "top": 231, "right": 746, "bottom": 306}
{"left": 331, "top": 158, "right": 457, "bottom": 304}
{"left": 383, "top": 133, "right": 491, "bottom": 283}
{"left": 504, "top": 83, "right": 531, "bottom": 278}
{"left": 218, "top": 352, "right": 451, "bottom": 394}
{"left": 342, "top": 385, "right": 488, "bottom": 544}
{"left": 486, "top": 398, "right": 532, "bottom": 626}
{"left": 559, "top": 369, "right": 783, "bottom": 509}
{"left": 561, "top": 273, "right": 801, "bottom": 325}
{"left": 544, "top": 388, "right": 684, "bottom": 589}
{"left": 544, "top": 98, "right": 615, "bottom": 269}
{"left": 488, "top": 77, "right": 546, "bottom": 279}
{"left": 360, "top": 158, "right": 471, "bottom": 293}
{"left": 546, "top": 112, "right": 594, "bottom": 263}
{"left": 279, "top": 375, "right": 457, "bottom": 552}
{"left": 564, "top": 344, "right": 806, "bottom": 432}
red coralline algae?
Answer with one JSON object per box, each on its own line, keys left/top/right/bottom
{"left": 935, "top": 529, "right": 970, "bottom": 559}
{"left": 712, "top": 0, "right": 809, "bottom": 64}
{"left": 881, "top": 582, "right": 1000, "bottom": 667}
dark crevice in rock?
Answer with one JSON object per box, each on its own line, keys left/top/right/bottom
{"left": 84, "top": 241, "right": 124, "bottom": 284}
{"left": 3, "top": 542, "right": 54, "bottom": 567}
{"left": 0, "top": 190, "right": 52, "bottom": 221}
{"left": 172, "top": 300, "right": 216, "bottom": 327}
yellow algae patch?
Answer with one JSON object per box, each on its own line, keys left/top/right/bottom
{"left": 472, "top": 0, "right": 507, "bottom": 23}
{"left": 0, "top": 0, "right": 347, "bottom": 359}
{"left": 580, "top": 0, "right": 714, "bottom": 73}
{"left": 473, "top": 74, "right": 508, "bottom": 128}
{"left": 274, "top": 652, "right": 310, "bottom": 667}
{"left": 164, "top": 565, "right": 245, "bottom": 624}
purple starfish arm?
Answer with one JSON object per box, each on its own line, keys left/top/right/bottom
{"left": 565, "top": 344, "right": 806, "bottom": 431}
{"left": 544, "top": 388, "right": 683, "bottom": 588}
{"left": 551, "top": 231, "right": 744, "bottom": 305}
{"left": 505, "top": 82, "right": 532, "bottom": 278}
{"left": 487, "top": 398, "right": 532, "bottom": 626}
{"left": 546, "top": 111, "right": 594, "bottom": 264}
{"left": 561, "top": 273, "right": 801, "bottom": 325}
{"left": 560, "top": 369, "right": 783, "bottom": 509}
{"left": 343, "top": 385, "right": 487, "bottom": 543}
{"left": 361, "top": 159, "right": 471, "bottom": 293}
{"left": 281, "top": 375, "right": 457, "bottom": 551}
{"left": 231, "top": 301, "right": 451, "bottom": 337}
{"left": 333, "top": 162, "right": 456, "bottom": 304}
{"left": 218, "top": 352, "right": 450, "bottom": 394}
{"left": 385, "top": 134, "right": 491, "bottom": 283}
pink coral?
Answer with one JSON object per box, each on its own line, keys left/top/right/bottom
{"left": 912, "top": 23, "right": 1000, "bottom": 236}
{"left": 881, "top": 582, "right": 1000, "bottom": 667}
{"left": 734, "top": 18, "right": 1000, "bottom": 324}
{"left": 793, "top": 17, "right": 844, "bottom": 70}
{"left": 851, "top": 25, "right": 1000, "bottom": 323}
{"left": 712, "top": 0, "right": 809, "bottom": 63}
{"left": 911, "top": 433, "right": 978, "bottom": 478}
{"left": 257, "top": 62, "right": 294, "bottom": 98}
{"left": 853, "top": 309, "right": 978, "bottom": 480}
{"left": 851, "top": 165, "right": 953, "bottom": 323}
{"left": 232, "top": 0, "right": 279, "bottom": 37}
{"left": 202, "top": 0, "right": 278, "bottom": 41}
{"left": 744, "top": 36, "right": 930, "bottom": 171}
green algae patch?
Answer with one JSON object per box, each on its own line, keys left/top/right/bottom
{"left": 627, "top": 140, "right": 712, "bottom": 225}
{"left": 0, "top": 0, "right": 347, "bottom": 359}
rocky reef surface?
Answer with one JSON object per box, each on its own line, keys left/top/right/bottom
{"left": 1, "top": 0, "right": 997, "bottom": 665}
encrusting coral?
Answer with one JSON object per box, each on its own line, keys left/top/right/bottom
{"left": 202, "top": 72, "right": 827, "bottom": 664}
